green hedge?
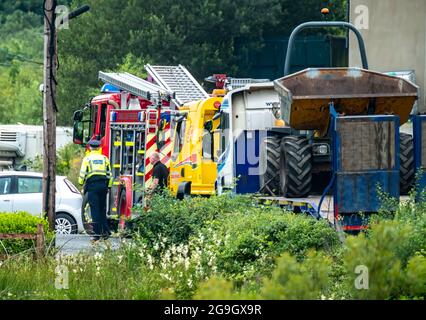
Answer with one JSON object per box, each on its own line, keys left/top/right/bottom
{"left": 0, "top": 212, "right": 52, "bottom": 255}
{"left": 134, "top": 192, "right": 257, "bottom": 250}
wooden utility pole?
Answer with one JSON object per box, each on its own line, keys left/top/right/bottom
{"left": 42, "top": 0, "right": 58, "bottom": 231}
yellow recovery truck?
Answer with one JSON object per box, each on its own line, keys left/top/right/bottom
{"left": 145, "top": 66, "right": 267, "bottom": 198}
{"left": 169, "top": 92, "right": 224, "bottom": 196}
{"left": 145, "top": 65, "right": 226, "bottom": 197}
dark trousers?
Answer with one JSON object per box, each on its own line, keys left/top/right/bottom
{"left": 86, "top": 179, "right": 110, "bottom": 239}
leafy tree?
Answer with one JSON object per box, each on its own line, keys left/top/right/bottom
{"left": 0, "top": 0, "right": 347, "bottom": 126}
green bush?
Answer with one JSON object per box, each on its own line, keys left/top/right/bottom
{"left": 194, "top": 250, "right": 333, "bottom": 300}
{"left": 0, "top": 212, "right": 52, "bottom": 255}
{"left": 343, "top": 220, "right": 426, "bottom": 300}
{"left": 133, "top": 193, "right": 339, "bottom": 287}
{"left": 202, "top": 210, "right": 339, "bottom": 284}
{"left": 133, "top": 192, "right": 259, "bottom": 253}
{"left": 260, "top": 251, "right": 332, "bottom": 299}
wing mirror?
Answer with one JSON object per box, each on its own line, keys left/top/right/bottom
{"left": 73, "top": 110, "right": 84, "bottom": 121}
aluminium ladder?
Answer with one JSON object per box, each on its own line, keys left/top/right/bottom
{"left": 145, "top": 64, "right": 209, "bottom": 106}
{"left": 99, "top": 71, "right": 172, "bottom": 104}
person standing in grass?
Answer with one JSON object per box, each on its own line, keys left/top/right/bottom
{"left": 78, "top": 139, "right": 113, "bottom": 243}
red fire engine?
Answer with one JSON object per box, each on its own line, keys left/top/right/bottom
{"left": 72, "top": 65, "right": 209, "bottom": 231}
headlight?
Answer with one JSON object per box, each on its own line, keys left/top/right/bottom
{"left": 313, "top": 144, "right": 329, "bottom": 155}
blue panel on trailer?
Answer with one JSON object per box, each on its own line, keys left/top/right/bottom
{"left": 333, "top": 114, "right": 399, "bottom": 221}
{"left": 412, "top": 115, "right": 426, "bottom": 194}
{"left": 234, "top": 130, "right": 267, "bottom": 194}
{"left": 336, "top": 171, "right": 399, "bottom": 213}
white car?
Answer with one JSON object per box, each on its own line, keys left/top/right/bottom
{"left": 0, "top": 171, "right": 83, "bottom": 234}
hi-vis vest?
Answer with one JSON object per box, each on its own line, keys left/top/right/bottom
{"left": 78, "top": 150, "right": 113, "bottom": 187}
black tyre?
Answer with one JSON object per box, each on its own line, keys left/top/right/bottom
{"left": 259, "top": 136, "right": 281, "bottom": 195}
{"left": 177, "top": 182, "right": 191, "bottom": 200}
{"left": 55, "top": 213, "right": 78, "bottom": 235}
{"left": 280, "top": 136, "right": 312, "bottom": 198}
{"left": 400, "top": 132, "right": 415, "bottom": 195}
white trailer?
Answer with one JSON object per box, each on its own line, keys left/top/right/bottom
{"left": 0, "top": 125, "right": 73, "bottom": 170}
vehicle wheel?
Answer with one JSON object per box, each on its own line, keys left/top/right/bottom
{"left": 280, "top": 136, "right": 312, "bottom": 198}
{"left": 177, "top": 182, "right": 191, "bottom": 200}
{"left": 55, "top": 213, "right": 78, "bottom": 235}
{"left": 259, "top": 136, "right": 281, "bottom": 195}
{"left": 400, "top": 132, "right": 415, "bottom": 195}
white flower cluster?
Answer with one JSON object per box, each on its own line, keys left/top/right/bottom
{"left": 139, "top": 233, "right": 220, "bottom": 290}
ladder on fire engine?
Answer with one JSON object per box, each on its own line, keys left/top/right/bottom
{"left": 99, "top": 71, "right": 172, "bottom": 104}
{"left": 145, "top": 64, "right": 209, "bottom": 106}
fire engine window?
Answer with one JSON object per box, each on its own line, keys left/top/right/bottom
{"left": 100, "top": 104, "right": 107, "bottom": 138}
{"left": 91, "top": 105, "right": 98, "bottom": 139}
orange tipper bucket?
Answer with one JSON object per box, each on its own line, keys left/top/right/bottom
{"left": 274, "top": 68, "right": 419, "bottom": 134}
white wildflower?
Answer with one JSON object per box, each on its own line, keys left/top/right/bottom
{"left": 147, "top": 254, "right": 154, "bottom": 270}
{"left": 207, "top": 257, "right": 214, "bottom": 267}
{"left": 176, "top": 244, "right": 183, "bottom": 254}
{"left": 187, "top": 278, "right": 193, "bottom": 288}
{"left": 182, "top": 245, "right": 189, "bottom": 257}
{"left": 163, "top": 251, "right": 171, "bottom": 263}
{"left": 94, "top": 252, "right": 103, "bottom": 261}
{"left": 184, "top": 258, "right": 190, "bottom": 271}
{"left": 160, "top": 273, "right": 172, "bottom": 281}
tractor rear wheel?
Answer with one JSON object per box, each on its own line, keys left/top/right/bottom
{"left": 400, "top": 132, "right": 415, "bottom": 195}
{"left": 280, "top": 136, "right": 312, "bottom": 198}
{"left": 259, "top": 136, "right": 281, "bottom": 195}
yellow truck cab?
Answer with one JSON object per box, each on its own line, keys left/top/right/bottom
{"left": 169, "top": 92, "right": 223, "bottom": 196}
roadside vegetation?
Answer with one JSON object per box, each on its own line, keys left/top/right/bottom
{"left": 0, "top": 191, "right": 424, "bottom": 300}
